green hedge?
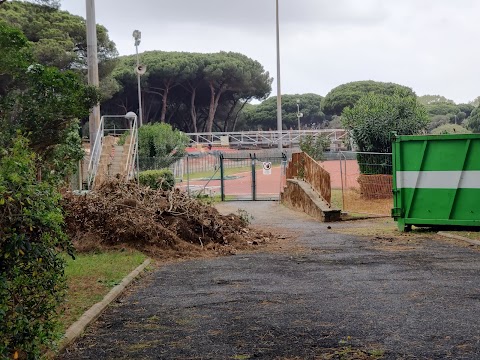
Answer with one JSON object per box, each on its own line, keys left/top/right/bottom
{"left": 357, "top": 153, "right": 392, "bottom": 175}
{"left": 138, "top": 169, "right": 174, "bottom": 190}
{"left": 1, "top": 137, "right": 72, "bottom": 359}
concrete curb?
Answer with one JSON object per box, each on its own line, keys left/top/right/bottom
{"left": 58, "top": 258, "right": 152, "bottom": 352}
{"left": 438, "top": 232, "right": 480, "bottom": 246}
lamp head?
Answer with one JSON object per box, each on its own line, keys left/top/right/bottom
{"left": 125, "top": 111, "right": 137, "bottom": 120}
{"left": 133, "top": 30, "right": 141, "bottom": 46}
{"left": 133, "top": 30, "right": 141, "bottom": 40}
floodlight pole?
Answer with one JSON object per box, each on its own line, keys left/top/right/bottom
{"left": 86, "top": 0, "right": 100, "bottom": 155}
{"left": 296, "top": 99, "right": 304, "bottom": 133}
{"left": 276, "top": 0, "right": 283, "bottom": 150}
{"left": 133, "top": 30, "right": 144, "bottom": 127}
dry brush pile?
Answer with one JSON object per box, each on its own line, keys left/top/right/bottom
{"left": 62, "top": 180, "right": 272, "bottom": 258}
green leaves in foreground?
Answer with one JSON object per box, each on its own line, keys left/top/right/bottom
{"left": 342, "top": 90, "right": 429, "bottom": 154}
{"left": 0, "top": 136, "right": 72, "bottom": 359}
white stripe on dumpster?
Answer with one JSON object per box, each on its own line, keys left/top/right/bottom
{"left": 397, "top": 171, "right": 480, "bottom": 189}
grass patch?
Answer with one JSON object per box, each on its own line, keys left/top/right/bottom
{"left": 61, "top": 250, "right": 147, "bottom": 331}
{"left": 331, "top": 189, "right": 392, "bottom": 216}
{"left": 331, "top": 189, "right": 343, "bottom": 209}
{"left": 185, "top": 166, "right": 250, "bottom": 181}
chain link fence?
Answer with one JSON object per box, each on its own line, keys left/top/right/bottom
{"left": 340, "top": 151, "right": 392, "bottom": 216}
{"left": 322, "top": 151, "right": 392, "bottom": 216}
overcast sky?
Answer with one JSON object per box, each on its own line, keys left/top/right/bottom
{"left": 61, "top": 0, "right": 480, "bottom": 104}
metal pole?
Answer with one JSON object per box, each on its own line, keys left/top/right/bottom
{"left": 251, "top": 154, "right": 257, "bottom": 201}
{"left": 86, "top": 0, "right": 100, "bottom": 156}
{"left": 135, "top": 116, "right": 140, "bottom": 186}
{"left": 297, "top": 103, "right": 301, "bottom": 131}
{"left": 187, "top": 155, "right": 190, "bottom": 197}
{"left": 340, "top": 152, "right": 345, "bottom": 211}
{"left": 220, "top": 154, "right": 225, "bottom": 201}
{"left": 276, "top": 0, "right": 283, "bottom": 150}
{"left": 135, "top": 43, "right": 144, "bottom": 127}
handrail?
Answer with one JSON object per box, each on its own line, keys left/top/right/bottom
{"left": 124, "top": 115, "right": 138, "bottom": 181}
{"left": 184, "top": 129, "right": 347, "bottom": 148}
{"left": 86, "top": 117, "right": 105, "bottom": 190}
{"left": 286, "top": 152, "right": 332, "bottom": 205}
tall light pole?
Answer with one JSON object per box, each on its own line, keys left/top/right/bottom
{"left": 133, "top": 30, "right": 144, "bottom": 127}
{"left": 296, "top": 99, "right": 303, "bottom": 131}
{"left": 86, "top": 0, "right": 100, "bottom": 154}
{"left": 276, "top": 0, "right": 283, "bottom": 150}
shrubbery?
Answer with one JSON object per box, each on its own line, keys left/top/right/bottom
{"left": 138, "top": 169, "right": 175, "bottom": 190}
{"left": 0, "top": 137, "right": 73, "bottom": 359}
{"left": 342, "top": 90, "right": 429, "bottom": 174}
{"left": 431, "top": 124, "right": 472, "bottom": 135}
{"left": 138, "top": 123, "right": 189, "bottom": 162}
{"left": 0, "top": 21, "right": 97, "bottom": 358}
{"left": 299, "top": 134, "right": 330, "bottom": 161}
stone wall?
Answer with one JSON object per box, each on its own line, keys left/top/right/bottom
{"left": 281, "top": 179, "right": 341, "bottom": 222}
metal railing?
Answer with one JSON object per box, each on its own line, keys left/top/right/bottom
{"left": 185, "top": 129, "right": 347, "bottom": 148}
{"left": 86, "top": 117, "right": 104, "bottom": 190}
{"left": 86, "top": 115, "right": 138, "bottom": 190}
{"left": 124, "top": 115, "right": 139, "bottom": 181}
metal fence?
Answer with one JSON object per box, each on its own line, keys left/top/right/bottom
{"left": 321, "top": 151, "right": 392, "bottom": 216}
{"left": 185, "top": 129, "right": 347, "bottom": 148}
{"left": 139, "top": 148, "right": 299, "bottom": 180}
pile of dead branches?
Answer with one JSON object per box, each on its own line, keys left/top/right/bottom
{"left": 62, "top": 179, "right": 271, "bottom": 257}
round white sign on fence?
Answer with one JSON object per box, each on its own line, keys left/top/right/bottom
{"left": 263, "top": 162, "right": 272, "bottom": 175}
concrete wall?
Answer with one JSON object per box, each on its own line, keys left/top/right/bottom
{"left": 281, "top": 179, "right": 341, "bottom": 222}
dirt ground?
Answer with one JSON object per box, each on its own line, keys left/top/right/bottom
{"left": 59, "top": 202, "right": 480, "bottom": 360}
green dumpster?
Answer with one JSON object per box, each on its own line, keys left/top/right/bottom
{"left": 392, "top": 133, "right": 480, "bottom": 231}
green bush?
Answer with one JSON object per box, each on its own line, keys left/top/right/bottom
{"left": 138, "top": 169, "right": 175, "bottom": 190}
{"left": 431, "top": 124, "right": 472, "bottom": 135}
{"left": 117, "top": 130, "right": 129, "bottom": 146}
{"left": 356, "top": 153, "right": 392, "bottom": 175}
{"left": 342, "top": 90, "right": 428, "bottom": 175}
{"left": 467, "top": 107, "right": 480, "bottom": 133}
{"left": 299, "top": 134, "right": 330, "bottom": 161}
{"left": 138, "top": 123, "right": 189, "bottom": 166}
{"left": 0, "top": 136, "right": 73, "bottom": 359}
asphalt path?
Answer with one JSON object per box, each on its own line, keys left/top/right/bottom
{"left": 59, "top": 202, "right": 480, "bottom": 359}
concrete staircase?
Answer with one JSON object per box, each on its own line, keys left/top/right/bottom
{"left": 88, "top": 136, "right": 133, "bottom": 188}
{"left": 109, "top": 145, "right": 124, "bottom": 176}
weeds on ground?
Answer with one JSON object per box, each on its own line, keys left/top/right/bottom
{"left": 317, "top": 337, "right": 385, "bottom": 359}
{"left": 237, "top": 209, "right": 254, "bottom": 225}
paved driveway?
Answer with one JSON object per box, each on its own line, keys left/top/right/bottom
{"left": 60, "top": 202, "right": 480, "bottom": 359}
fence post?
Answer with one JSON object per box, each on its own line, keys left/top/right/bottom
{"left": 220, "top": 154, "right": 225, "bottom": 201}
{"left": 340, "top": 152, "right": 345, "bottom": 211}
{"left": 279, "top": 152, "right": 288, "bottom": 200}
{"left": 251, "top": 153, "right": 256, "bottom": 201}
{"left": 187, "top": 155, "right": 190, "bottom": 197}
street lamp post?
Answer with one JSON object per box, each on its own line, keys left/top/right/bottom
{"left": 276, "top": 0, "right": 283, "bottom": 150}
{"left": 296, "top": 99, "right": 303, "bottom": 132}
{"left": 133, "top": 30, "right": 144, "bottom": 127}
{"left": 86, "top": 0, "right": 100, "bottom": 155}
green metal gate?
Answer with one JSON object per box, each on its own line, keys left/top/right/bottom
{"left": 219, "top": 153, "right": 287, "bottom": 201}
{"left": 392, "top": 133, "right": 480, "bottom": 231}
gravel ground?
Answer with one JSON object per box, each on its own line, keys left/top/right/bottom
{"left": 59, "top": 202, "right": 480, "bottom": 359}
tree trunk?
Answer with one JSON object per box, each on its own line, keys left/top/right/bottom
{"left": 207, "top": 81, "right": 226, "bottom": 133}
{"left": 190, "top": 87, "right": 198, "bottom": 133}
{"left": 207, "top": 82, "right": 216, "bottom": 133}
{"left": 232, "top": 98, "right": 251, "bottom": 131}
{"left": 145, "top": 96, "right": 155, "bottom": 124}
{"left": 223, "top": 99, "right": 239, "bottom": 132}
{"left": 160, "top": 86, "right": 169, "bottom": 123}
{"left": 167, "top": 103, "right": 181, "bottom": 124}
